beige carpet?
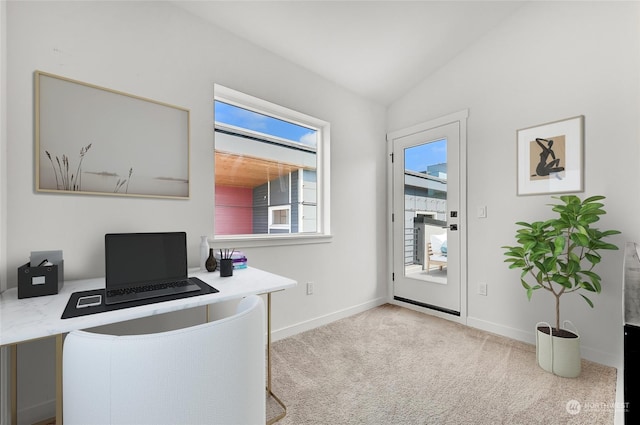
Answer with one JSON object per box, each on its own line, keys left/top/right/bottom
{"left": 267, "top": 304, "right": 617, "bottom": 424}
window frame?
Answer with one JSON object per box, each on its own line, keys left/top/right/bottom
{"left": 212, "top": 84, "right": 331, "bottom": 248}
{"left": 268, "top": 204, "right": 291, "bottom": 233}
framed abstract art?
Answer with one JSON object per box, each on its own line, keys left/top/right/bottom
{"left": 516, "top": 115, "right": 584, "bottom": 196}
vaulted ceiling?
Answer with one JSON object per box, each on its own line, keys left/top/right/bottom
{"left": 174, "top": 1, "right": 524, "bottom": 106}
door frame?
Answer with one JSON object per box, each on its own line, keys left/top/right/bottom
{"left": 386, "top": 109, "right": 468, "bottom": 325}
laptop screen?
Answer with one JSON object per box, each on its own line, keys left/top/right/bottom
{"left": 105, "top": 232, "right": 188, "bottom": 289}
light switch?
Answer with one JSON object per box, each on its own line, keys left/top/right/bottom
{"left": 477, "top": 206, "right": 487, "bottom": 218}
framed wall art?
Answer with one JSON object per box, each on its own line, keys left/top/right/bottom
{"left": 516, "top": 115, "right": 584, "bottom": 196}
{"left": 35, "top": 71, "right": 190, "bottom": 199}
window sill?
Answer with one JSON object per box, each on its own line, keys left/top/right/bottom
{"left": 209, "top": 234, "right": 332, "bottom": 249}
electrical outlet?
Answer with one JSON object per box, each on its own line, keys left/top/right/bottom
{"left": 307, "top": 282, "right": 314, "bottom": 295}
{"left": 478, "top": 282, "right": 487, "bottom": 296}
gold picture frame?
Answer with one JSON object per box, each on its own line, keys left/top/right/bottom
{"left": 35, "top": 71, "right": 190, "bottom": 199}
{"left": 516, "top": 115, "right": 584, "bottom": 196}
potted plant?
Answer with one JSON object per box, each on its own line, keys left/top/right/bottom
{"left": 502, "top": 195, "right": 620, "bottom": 377}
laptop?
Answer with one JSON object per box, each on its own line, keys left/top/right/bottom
{"left": 105, "top": 232, "right": 201, "bottom": 305}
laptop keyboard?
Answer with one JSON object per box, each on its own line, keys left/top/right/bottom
{"left": 107, "top": 280, "right": 195, "bottom": 297}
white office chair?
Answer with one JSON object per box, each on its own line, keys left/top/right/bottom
{"left": 63, "top": 295, "right": 265, "bottom": 425}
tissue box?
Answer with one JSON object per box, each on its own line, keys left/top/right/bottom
{"left": 17, "top": 261, "right": 64, "bottom": 299}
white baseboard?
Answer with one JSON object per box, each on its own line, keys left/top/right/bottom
{"left": 271, "top": 297, "right": 387, "bottom": 341}
{"left": 466, "top": 316, "right": 535, "bottom": 345}
{"left": 270, "top": 303, "right": 623, "bottom": 377}
{"left": 467, "top": 316, "right": 621, "bottom": 369}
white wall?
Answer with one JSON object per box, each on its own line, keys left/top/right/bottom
{"left": 1, "top": 1, "right": 8, "bottom": 423}
{"left": 4, "top": 1, "right": 387, "bottom": 422}
{"left": 389, "top": 1, "right": 640, "bottom": 368}
{"left": 0, "top": 0, "right": 7, "bottom": 293}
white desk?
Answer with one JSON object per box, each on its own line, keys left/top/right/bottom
{"left": 0, "top": 266, "right": 296, "bottom": 425}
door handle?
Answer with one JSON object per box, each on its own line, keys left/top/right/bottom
{"left": 450, "top": 224, "right": 458, "bottom": 231}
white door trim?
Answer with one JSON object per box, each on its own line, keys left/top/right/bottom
{"left": 387, "top": 109, "right": 468, "bottom": 325}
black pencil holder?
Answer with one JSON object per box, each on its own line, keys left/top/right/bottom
{"left": 220, "top": 259, "right": 233, "bottom": 277}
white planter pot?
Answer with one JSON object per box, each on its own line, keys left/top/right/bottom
{"left": 536, "top": 321, "right": 581, "bottom": 378}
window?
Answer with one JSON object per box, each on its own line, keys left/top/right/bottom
{"left": 269, "top": 205, "right": 291, "bottom": 232}
{"left": 213, "top": 85, "right": 330, "bottom": 244}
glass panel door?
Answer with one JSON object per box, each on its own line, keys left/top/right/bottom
{"left": 404, "top": 140, "right": 449, "bottom": 284}
{"left": 392, "top": 121, "right": 461, "bottom": 315}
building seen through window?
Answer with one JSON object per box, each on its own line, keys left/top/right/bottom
{"left": 404, "top": 140, "right": 448, "bottom": 270}
{"left": 214, "top": 97, "right": 323, "bottom": 237}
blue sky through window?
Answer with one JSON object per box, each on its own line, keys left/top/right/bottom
{"left": 405, "top": 139, "right": 447, "bottom": 174}
{"left": 215, "top": 101, "right": 317, "bottom": 147}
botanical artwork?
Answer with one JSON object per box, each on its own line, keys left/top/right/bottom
{"left": 517, "top": 116, "right": 583, "bottom": 196}
{"left": 36, "top": 71, "right": 190, "bottom": 199}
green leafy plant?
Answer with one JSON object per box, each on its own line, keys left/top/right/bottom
{"left": 502, "top": 195, "right": 620, "bottom": 333}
